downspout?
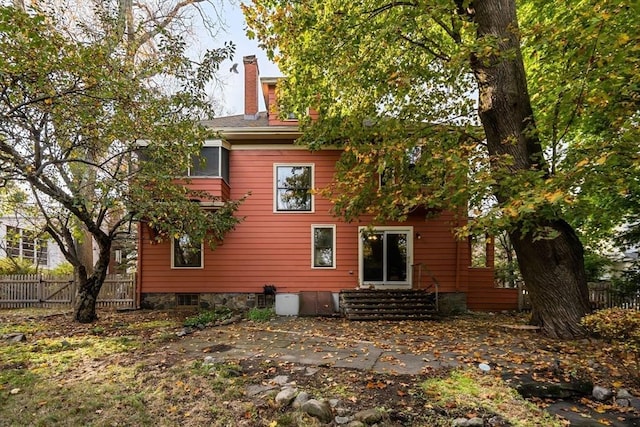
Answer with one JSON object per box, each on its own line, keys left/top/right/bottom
{"left": 454, "top": 218, "right": 461, "bottom": 293}
{"left": 136, "top": 222, "right": 142, "bottom": 309}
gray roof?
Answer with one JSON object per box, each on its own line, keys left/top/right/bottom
{"left": 201, "top": 112, "right": 300, "bottom": 141}
{"left": 201, "top": 112, "right": 269, "bottom": 129}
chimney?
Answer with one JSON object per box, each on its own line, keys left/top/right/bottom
{"left": 243, "top": 55, "right": 259, "bottom": 120}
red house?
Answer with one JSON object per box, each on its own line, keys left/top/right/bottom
{"left": 137, "top": 55, "right": 519, "bottom": 316}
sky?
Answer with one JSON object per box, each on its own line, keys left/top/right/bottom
{"left": 200, "top": 2, "right": 282, "bottom": 116}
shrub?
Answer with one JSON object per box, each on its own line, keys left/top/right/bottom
{"left": 247, "top": 307, "right": 275, "bottom": 322}
{"left": 0, "top": 257, "right": 37, "bottom": 274}
{"left": 50, "top": 262, "right": 74, "bottom": 276}
{"left": 611, "top": 262, "right": 640, "bottom": 298}
{"left": 582, "top": 250, "right": 613, "bottom": 282}
{"left": 581, "top": 308, "right": 640, "bottom": 354}
{"left": 183, "top": 306, "right": 233, "bottom": 328}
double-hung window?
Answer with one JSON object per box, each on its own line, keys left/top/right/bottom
{"left": 172, "top": 234, "right": 203, "bottom": 268}
{"left": 312, "top": 225, "right": 336, "bottom": 268}
{"left": 274, "top": 164, "right": 314, "bottom": 212}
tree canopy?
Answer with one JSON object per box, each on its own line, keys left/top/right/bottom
{"left": 0, "top": 4, "right": 243, "bottom": 322}
{"left": 245, "top": 0, "right": 637, "bottom": 236}
{"left": 245, "top": 0, "right": 639, "bottom": 338}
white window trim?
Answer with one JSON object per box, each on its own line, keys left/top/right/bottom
{"left": 184, "top": 139, "right": 231, "bottom": 179}
{"left": 171, "top": 237, "right": 204, "bottom": 269}
{"left": 4, "top": 226, "right": 48, "bottom": 266}
{"left": 311, "top": 224, "right": 336, "bottom": 269}
{"left": 358, "top": 225, "right": 413, "bottom": 287}
{"left": 273, "top": 163, "right": 315, "bottom": 213}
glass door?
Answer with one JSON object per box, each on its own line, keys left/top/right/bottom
{"left": 360, "top": 227, "right": 412, "bottom": 286}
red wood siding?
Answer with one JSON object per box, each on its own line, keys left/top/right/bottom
{"left": 466, "top": 267, "right": 519, "bottom": 311}
{"left": 139, "top": 147, "right": 473, "bottom": 295}
{"left": 175, "top": 178, "right": 230, "bottom": 201}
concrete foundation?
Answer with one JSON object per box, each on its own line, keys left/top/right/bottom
{"left": 437, "top": 292, "right": 467, "bottom": 315}
{"left": 140, "top": 292, "right": 258, "bottom": 311}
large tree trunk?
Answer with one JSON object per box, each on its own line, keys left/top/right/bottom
{"left": 470, "top": 0, "right": 591, "bottom": 338}
{"left": 74, "top": 239, "right": 111, "bottom": 323}
{"left": 511, "top": 220, "right": 591, "bottom": 338}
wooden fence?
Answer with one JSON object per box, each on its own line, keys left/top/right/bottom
{"left": 588, "top": 282, "right": 640, "bottom": 310}
{"left": 520, "top": 281, "right": 640, "bottom": 311}
{"left": 0, "top": 274, "right": 136, "bottom": 309}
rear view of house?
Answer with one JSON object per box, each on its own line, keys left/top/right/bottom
{"left": 137, "top": 55, "right": 519, "bottom": 315}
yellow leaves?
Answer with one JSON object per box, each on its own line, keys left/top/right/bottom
{"left": 545, "top": 190, "right": 564, "bottom": 204}
{"left": 503, "top": 206, "right": 518, "bottom": 218}
{"left": 575, "top": 158, "right": 589, "bottom": 168}
{"left": 617, "top": 33, "right": 630, "bottom": 46}
{"left": 269, "top": 421, "right": 278, "bottom": 427}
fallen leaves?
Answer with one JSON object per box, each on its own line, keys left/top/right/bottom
{"left": 366, "top": 380, "right": 387, "bottom": 390}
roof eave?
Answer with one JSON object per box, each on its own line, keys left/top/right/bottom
{"left": 213, "top": 127, "right": 302, "bottom": 140}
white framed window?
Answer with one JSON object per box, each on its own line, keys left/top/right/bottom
{"left": 5, "top": 226, "right": 48, "bottom": 266}
{"left": 274, "top": 163, "right": 314, "bottom": 212}
{"left": 186, "top": 140, "right": 230, "bottom": 182}
{"left": 312, "top": 225, "right": 336, "bottom": 269}
{"left": 171, "top": 234, "right": 203, "bottom": 269}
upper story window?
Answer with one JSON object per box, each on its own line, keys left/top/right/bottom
{"left": 172, "top": 233, "right": 203, "bottom": 268}
{"left": 188, "top": 140, "right": 230, "bottom": 182}
{"left": 274, "top": 164, "right": 314, "bottom": 212}
{"left": 5, "top": 226, "right": 48, "bottom": 266}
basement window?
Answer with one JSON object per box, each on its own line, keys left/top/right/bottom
{"left": 176, "top": 293, "right": 199, "bottom": 307}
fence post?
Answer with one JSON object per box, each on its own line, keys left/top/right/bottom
{"left": 517, "top": 282, "right": 524, "bottom": 311}
{"left": 37, "top": 274, "right": 43, "bottom": 304}
{"left": 70, "top": 276, "right": 76, "bottom": 306}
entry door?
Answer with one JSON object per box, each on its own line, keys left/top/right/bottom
{"left": 359, "top": 227, "right": 412, "bottom": 287}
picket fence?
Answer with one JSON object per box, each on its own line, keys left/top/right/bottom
{"left": 0, "top": 273, "right": 136, "bottom": 309}
{"left": 588, "top": 282, "right": 640, "bottom": 310}
{"left": 520, "top": 281, "right": 640, "bottom": 311}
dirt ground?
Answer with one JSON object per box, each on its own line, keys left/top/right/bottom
{"left": 1, "top": 309, "right": 640, "bottom": 426}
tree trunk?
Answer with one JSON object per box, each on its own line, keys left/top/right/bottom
{"left": 74, "top": 239, "right": 111, "bottom": 323}
{"left": 74, "top": 270, "right": 100, "bottom": 323}
{"left": 511, "top": 220, "right": 591, "bottom": 338}
{"left": 470, "top": 0, "right": 591, "bottom": 338}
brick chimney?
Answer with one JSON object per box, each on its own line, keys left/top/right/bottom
{"left": 243, "top": 55, "right": 259, "bottom": 120}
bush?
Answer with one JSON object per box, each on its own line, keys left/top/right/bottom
{"left": 50, "top": 262, "right": 74, "bottom": 276}
{"left": 0, "top": 257, "right": 37, "bottom": 274}
{"left": 611, "top": 262, "right": 640, "bottom": 298}
{"left": 583, "top": 250, "right": 613, "bottom": 282}
{"left": 581, "top": 308, "right": 640, "bottom": 354}
{"left": 183, "top": 306, "right": 234, "bottom": 328}
{"left": 247, "top": 307, "right": 275, "bottom": 322}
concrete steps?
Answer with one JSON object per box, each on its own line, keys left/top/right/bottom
{"left": 339, "top": 289, "right": 438, "bottom": 321}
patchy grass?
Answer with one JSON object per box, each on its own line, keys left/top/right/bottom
{"left": 0, "top": 309, "right": 247, "bottom": 427}
{"left": 422, "top": 369, "right": 565, "bottom": 426}
{"left": 1, "top": 309, "right": 636, "bottom": 426}
{"left": 183, "top": 307, "right": 234, "bottom": 327}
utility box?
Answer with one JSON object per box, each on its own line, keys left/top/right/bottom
{"left": 275, "top": 293, "right": 299, "bottom": 316}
